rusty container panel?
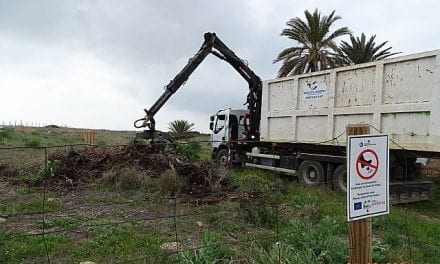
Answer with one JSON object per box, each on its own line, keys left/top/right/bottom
{"left": 267, "top": 79, "right": 295, "bottom": 111}
{"left": 383, "top": 56, "right": 435, "bottom": 104}
{"left": 335, "top": 67, "right": 376, "bottom": 107}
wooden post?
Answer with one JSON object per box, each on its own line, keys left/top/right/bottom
{"left": 347, "top": 124, "right": 372, "bottom": 264}
{"left": 82, "top": 131, "right": 96, "bottom": 145}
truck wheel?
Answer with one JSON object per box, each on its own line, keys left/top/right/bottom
{"left": 216, "top": 149, "right": 229, "bottom": 166}
{"left": 332, "top": 165, "right": 347, "bottom": 193}
{"left": 297, "top": 160, "right": 324, "bottom": 185}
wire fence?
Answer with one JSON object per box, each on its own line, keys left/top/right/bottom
{"left": 0, "top": 121, "right": 69, "bottom": 128}
{"left": 0, "top": 141, "right": 436, "bottom": 263}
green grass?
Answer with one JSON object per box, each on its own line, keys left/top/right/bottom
{"left": 38, "top": 217, "right": 80, "bottom": 230}
{"left": 178, "top": 231, "right": 233, "bottom": 263}
{"left": 0, "top": 127, "right": 136, "bottom": 147}
{"left": 0, "top": 142, "right": 439, "bottom": 263}
{"left": 227, "top": 168, "right": 440, "bottom": 263}
{"left": 0, "top": 196, "right": 60, "bottom": 216}
{"left": 71, "top": 223, "right": 168, "bottom": 263}
{"left": 0, "top": 223, "right": 170, "bottom": 264}
{"left": 189, "top": 133, "right": 211, "bottom": 160}
{"left": 230, "top": 168, "right": 288, "bottom": 192}
{"left": 0, "top": 232, "right": 69, "bottom": 264}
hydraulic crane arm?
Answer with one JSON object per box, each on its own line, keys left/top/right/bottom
{"left": 134, "top": 32, "right": 262, "bottom": 140}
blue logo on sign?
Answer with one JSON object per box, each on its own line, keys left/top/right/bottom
{"left": 354, "top": 202, "right": 362, "bottom": 210}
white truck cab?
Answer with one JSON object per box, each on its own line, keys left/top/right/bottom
{"left": 209, "top": 109, "right": 248, "bottom": 165}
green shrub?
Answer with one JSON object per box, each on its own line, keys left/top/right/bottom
{"left": 281, "top": 216, "right": 348, "bottom": 263}
{"left": 102, "top": 166, "right": 150, "bottom": 190}
{"left": 299, "top": 203, "right": 322, "bottom": 223}
{"left": 24, "top": 138, "right": 41, "bottom": 147}
{"left": 372, "top": 238, "right": 390, "bottom": 263}
{"left": 249, "top": 242, "right": 315, "bottom": 264}
{"left": 0, "top": 127, "right": 14, "bottom": 144}
{"left": 0, "top": 127, "right": 13, "bottom": 138}
{"left": 97, "top": 139, "right": 107, "bottom": 146}
{"left": 156, "top": 169, "right": 186, "bottom": 196}
{"left": 22, "top": 174, "right": 44, "bottom": 186}
{"left": 230, "top": 169, "right": 280, "bottom": 192}
{"left": 38, "top": 217, "right": 80, "bottom": 230}
{"left": 175, "top": 142, "right": 200, "bottom": 161}
{"left": 22, "top": 160, "right": 60, "bottom": 186}
{"left": 243, "top": 206, "right": 280, "bottom": 228}
{"left": 179, "top": 231, "right": 232, "bottom": 263}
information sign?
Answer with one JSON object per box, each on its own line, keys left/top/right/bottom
{"left": 347, "top": 135, "right": 389, "bottom": 221}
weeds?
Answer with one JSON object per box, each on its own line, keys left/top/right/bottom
{"left": 175, "top": 142, "right": 200, "bottom": 161}
{"left": 0, "top": 127, "right": 13, "bottom": 144}
{"left": 37, "top": 217, "right": 80, "bottom": 230}
{"left": 21, "top": 160, "right": 60, "bottom": 186}
{"left": 280, "top": 217, "right": 348, "bottom": 263}
{"left": 96, "top": 139, "right": 107, "bottom": 146}
{"left": 0, "top": 231, "right": 68, "bottom": 264}
{"left": 102, "top": 166, "right": 151, "bottom": 191}
{"left": 248, "top": 242, "right": 314, "bottom": 264}
{"left": 72, "top": 223, "right": 167, "bottom": 263}
{"left": 23, "top": 138, "right": 41, "bottom": 147}
{"left": 179, "top": 231, "right": 233, "bottom": 263}
{"left": 243, "top": 206, "right": 280, "bottom": 228}
{"left": 156, "top": 168, "right": 186, "bottom": 196}
{"left": 0, "top": 197, "right": 60, "bottom": 215}
{"left": 230, "top": 168, "right": 284, "bottom": 192}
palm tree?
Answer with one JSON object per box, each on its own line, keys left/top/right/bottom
{"left": 168, "top": 120, "right": 195, "bottom": 139}
{"left": 274, "top": 9, "right": 350, "bottom": 77}
{"left": 337, "top": 33, "right": 400, "bottom": 65}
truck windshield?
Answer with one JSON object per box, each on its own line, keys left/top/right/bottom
{"left": 214, "top": 115, "right": 225, "bottom": 134}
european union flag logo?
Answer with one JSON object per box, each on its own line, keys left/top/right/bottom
{"left": 354, "top": 202, "right": 362, "bottom": 210}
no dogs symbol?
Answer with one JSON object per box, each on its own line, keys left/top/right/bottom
{"left": 356, "top": 149, "right": 379, "bottom": 180}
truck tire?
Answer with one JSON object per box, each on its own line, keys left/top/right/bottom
{"left": 297, "top": 160, "right": 324, "bottom": 186}
{"left": 332, "top": 165, "right": 347, "bottom": 193}
{"left": 216, "top": 149, "right": 229, "bottom": 166}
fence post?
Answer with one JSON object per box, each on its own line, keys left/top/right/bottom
{"left": 43, "top": 147, "right": 51, "bottom": 263}
{"left": 346, "top": 124, "right": 372, "bottom": 264}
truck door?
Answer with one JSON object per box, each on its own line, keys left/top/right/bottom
{"left": 211, "top": 114, "right": 227, "bottom": 149}
{"left": 229, "top": 115, "right": 239, "bottom": 141}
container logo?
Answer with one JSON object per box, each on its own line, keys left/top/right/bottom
{"left": 304, "top": 81, "right": 326, "bottom": 100}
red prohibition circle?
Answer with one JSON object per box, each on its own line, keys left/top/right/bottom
{"left": 356, "top": 149, "right": 379, "bottom": 180}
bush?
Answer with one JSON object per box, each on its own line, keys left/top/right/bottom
{"left": 175, "top": 142, "right": 200, "bottom": 161}
{"left": 243, "top": 206, "right": 280, "bottom": 228}
{"left": 45, "top": 124, "right": 60, "bottom": 128}
{"left": 0, "top": 127, "right": 14, "bottom": 144}
{"left": 156, "top": 169, "right": 186, "bottom": 196}
{"left": 230, "top": 169, "right": 281, "bottom": 192}
{"left": 24, "top": 138, "right": 41, "bottom": 147}
{"left": 179, "top": 232, "right": 232, "bottom": 263}
{"left": 102, "top": 166, "right": 150, "bottom": 191}
{"left": 97, "top": 139, "right": 107, "bottom": 146}
{"left": 281, "top": 217, "right": 348, "bottom": 263}
{"left": 22, "top": 160, "right": 60, "bottom": 186}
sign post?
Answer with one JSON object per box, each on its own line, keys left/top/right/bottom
{"left": 346, "top": 124, "right": 390, "bottom": 264}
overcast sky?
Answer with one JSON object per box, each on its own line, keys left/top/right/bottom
{"left": 1, "top": 0, "right": 439, "bottom": 132}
